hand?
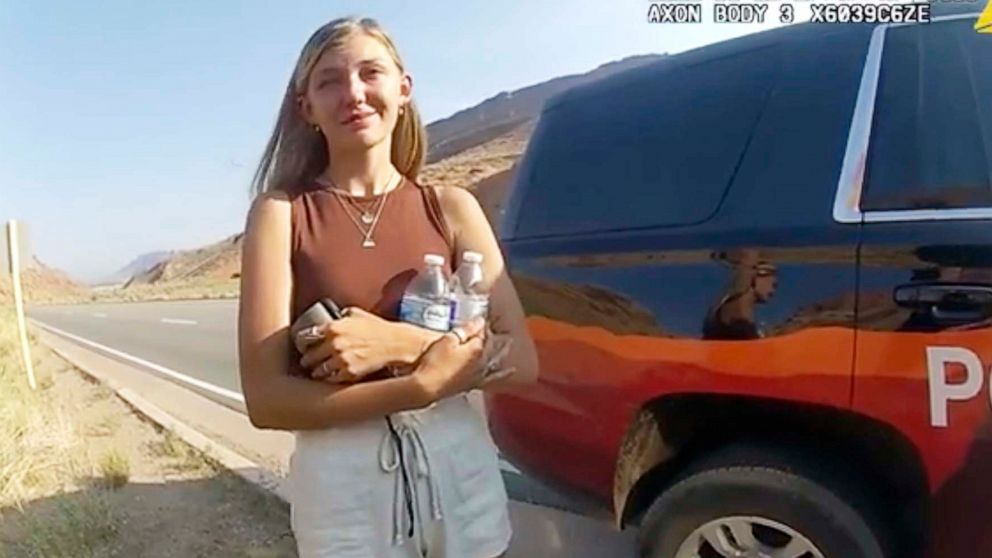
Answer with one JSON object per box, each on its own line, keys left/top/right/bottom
{"left": 412, "top": 319, "right": 516, "bottom": 402}
{"left": 296, "top": 307, "right": 401, "bottom": 383}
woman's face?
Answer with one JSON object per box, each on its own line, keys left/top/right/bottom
{"left": 300, "top": 32, "right": 412, "bottom": 151}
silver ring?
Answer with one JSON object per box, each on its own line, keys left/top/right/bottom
{"left": 321, "top": 361, "right": 335, "bottom": 377}
{"left": 451, "top": 327, "right": 468, "bottom": 344}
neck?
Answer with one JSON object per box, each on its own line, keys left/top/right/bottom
{"left": 323, "top": 141, "right": 398, "bottom": 196}
{"left": 722, "top": 293, "right": 756, "bottom": 319}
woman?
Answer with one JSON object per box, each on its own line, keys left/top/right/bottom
{"left": 236, "top": 15, "right": 539, "bottom": 558}
{"left": 702, "top": 250, "right": 777, "bottom": 340}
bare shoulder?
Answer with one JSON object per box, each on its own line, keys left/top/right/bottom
{"left": 431, "top": 185, "right": 484, "bottom": 229}
{"left": 246, "top": 189, "right": 292, "bottom": 229}
{"left": 251, "top": 188, "right": 292, "bottom": 210}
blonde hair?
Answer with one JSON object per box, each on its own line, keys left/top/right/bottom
{"left": 251, "top": 17, "right": 427, "bottom": 197}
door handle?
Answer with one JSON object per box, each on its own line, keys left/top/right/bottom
{"left": 894, "top": 283, "right": 992, "bottom": 322}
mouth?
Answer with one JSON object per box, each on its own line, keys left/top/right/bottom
{"left": 340, "top": 111, "right": 377, "bottom": 127}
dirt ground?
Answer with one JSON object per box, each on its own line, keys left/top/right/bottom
{"left": 0, "top": 339, "right": 298, "bottom": 558}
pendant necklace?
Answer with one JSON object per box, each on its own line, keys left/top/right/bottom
{"left": 316, "top": 171, "right": 399, "bottom": 248}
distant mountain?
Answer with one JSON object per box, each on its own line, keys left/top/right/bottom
{"left": 96, "top": 250, "right": 174, "bottom": 286}
{"left": 425, "top": 54, "right": 666, "bottom": 163}
{"left": 124, "top": 234, "right": 243, "bottom": 287}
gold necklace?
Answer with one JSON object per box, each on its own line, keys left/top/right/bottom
{"left": 315, "top": 172, "right": 398, "bottom": 225}
{"left": 332, "top": 189, "right": 391, "bottom": 248}
{"left": 318, "top": 171, "right": 399, "bottom": 248}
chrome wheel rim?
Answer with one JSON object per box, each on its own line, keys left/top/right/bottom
{"left": 674, "top": 516, "right": 826, "bottom": 558}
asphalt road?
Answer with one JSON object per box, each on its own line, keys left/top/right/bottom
{"left": 30, "top": 299, "right": 245, "bottom": 394}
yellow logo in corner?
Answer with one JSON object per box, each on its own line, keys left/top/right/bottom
{"left": 977, "top": 0, "right": 992, "bottom": 33}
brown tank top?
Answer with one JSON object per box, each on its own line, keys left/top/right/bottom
{"left": 287, "top": 176, "right": 456, "bottom": 376}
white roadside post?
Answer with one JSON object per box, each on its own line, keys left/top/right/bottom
{"left": 4, "top": 219, "right": 36, "bottom": 390}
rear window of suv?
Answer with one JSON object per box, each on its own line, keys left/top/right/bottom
{"left": 861, "top": 19, "right": 992, "bottom": 211}
{"left": 514, "top": 46, "right": 781, "bottom": 238}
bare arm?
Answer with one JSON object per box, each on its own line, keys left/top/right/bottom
{"left": 437, "top": 186, "right": 540, "bottom": 391}
{"left": 236, "top": 191, "right": 433, "bottom": 430}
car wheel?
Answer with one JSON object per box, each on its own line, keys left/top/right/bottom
{"left": 637, "top": 443, "right": 891, "bottom": 558}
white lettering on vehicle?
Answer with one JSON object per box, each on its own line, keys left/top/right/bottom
{"left": 927, "top": 346, "right": 986, "bottom": 428}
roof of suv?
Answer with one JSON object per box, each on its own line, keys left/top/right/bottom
{"left": 543, "top": 1, "right": 983, "bottom": 114}
{"left": 543, "top": 23, "right": 864, "bottom": 113}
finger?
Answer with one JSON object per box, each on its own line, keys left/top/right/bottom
{"left": 450, "top": 326, "right": 469, "bottom": 344}
{"left": 312, "top": 357, "right": 343, "bottom": 379}
{"left": 463, "top": 335, "right": 485, "bottom": 353}
{"left": 300, "top": 340, "right": 336, "bottom": 369}
{"left": 320, "top": 372, "right": 351, "bottom": 384}
{"left": 460, "top": 318, "right": 486, "bottom": 338}
{"left": 293, "top": 336, "right": 310, "bottom": 354}
{"left": 480, "top": 367, "right": 517, "bottom": 387}
{"left": 294, "top": 325, "right": 322, "bottom": 346}
{"left": 483, "top": 338, "right": 513, "bottom": 371}
{"left": 439, "top": 329, "right": 465, "bottom": 348}
{"left": 311, "top": 360, "right": 332, "bottom": 379}
{"left": 484, "top": 332, "right": 512, "bottom": 355}
{"left": 342, "top": 306, "right": 367, "bottom": 317}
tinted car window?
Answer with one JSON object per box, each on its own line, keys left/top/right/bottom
{"left": 514, "top": 46, "right": 780, "bottom": 238}
{"left": 862, "top": 20, "right": 992, "bottom": 211}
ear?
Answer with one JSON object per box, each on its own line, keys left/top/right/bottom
{"left": 399, "top": 73, "right": 413, "bottom": 110}
{"left": 297, "top": 94, "right": 316, "bottom": 126}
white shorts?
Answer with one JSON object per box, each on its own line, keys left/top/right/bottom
{"left": 289, "top": 393, "right": 512, "bottom": 558}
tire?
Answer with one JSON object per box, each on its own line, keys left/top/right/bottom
{"left": 637, "top": 443, "right": 891, "bottom": 558}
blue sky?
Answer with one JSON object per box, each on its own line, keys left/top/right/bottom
{"left": 0, "top": 1, "right": 785, "bottom": 284}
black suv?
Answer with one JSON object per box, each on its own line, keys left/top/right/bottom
{"left": 486, "top": 4, "right": 992, "bottom": 558}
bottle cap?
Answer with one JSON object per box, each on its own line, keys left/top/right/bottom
{"left": 424, "top": 253, "right": 445, "bottom": 266}
{"left": 462, "top": 251, "right": 483, "bottom": 264}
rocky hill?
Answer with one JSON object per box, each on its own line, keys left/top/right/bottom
{"left": 123, "top": 234, "right": 243, "bottom": 287}
{"left": 425, "top": 54, "right": 665, "bottom": 163}
{"left": 97, "top": 250, "right": 174, "bottom": 286}
{"left": 0, "top": 256, "right": 88, "bottom": 305}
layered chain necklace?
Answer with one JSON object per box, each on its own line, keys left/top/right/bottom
{"left": 315, "top": 171, "right": 400, "bottom": 249}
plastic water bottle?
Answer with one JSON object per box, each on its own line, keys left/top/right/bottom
{"left": 450, "top": 251, "right": 489, "bottom": 327}
{"left": 399, "top": 254, "right": 452, "bottom": 332}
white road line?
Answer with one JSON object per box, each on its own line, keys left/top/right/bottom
{"left": 161, "top": 318, "right": 198, "bottom": 325}
{"left": 92, "top": 313, "right": 107, "bottom": 318}
{"left": 30, "top": 320, "right": 245, "bottom": 403}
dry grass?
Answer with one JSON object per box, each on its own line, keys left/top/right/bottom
{"left": 0, "top": 305, "right": 121, "bottom": 556}
{"left": 84, "top": 412, "right": 120, "bottom": 437}
{"left": 147, "top": 432, "right": 209, "bottom": 475}
{"left": 0, "top": 303, "right": 298, "bottom": 557}
{"left": 0, "top": 309, "right": 78, "bottom": 510}
{"left": 97, "top": 450, "right": 130, "bottom": 490}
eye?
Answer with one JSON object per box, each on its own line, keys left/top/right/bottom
{"left": 314, "top": 74, "right": 343, "bottom": 89}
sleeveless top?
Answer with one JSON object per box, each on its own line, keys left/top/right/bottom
{"left": 286, "top": 176, "right": 456, "bottom": 377}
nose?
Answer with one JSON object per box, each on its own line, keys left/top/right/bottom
{"left": 345, "top": 71, "right": 367, "bottom": 106}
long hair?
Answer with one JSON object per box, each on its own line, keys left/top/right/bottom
{"left": 250, "top": 17, "right": 427, "bottom": 197}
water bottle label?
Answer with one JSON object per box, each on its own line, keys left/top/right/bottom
{"left": 400, "top": 296, "right": 451, "bottom": 331}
